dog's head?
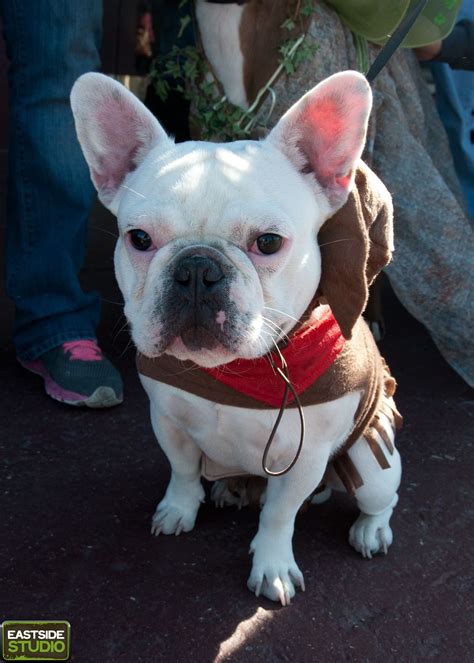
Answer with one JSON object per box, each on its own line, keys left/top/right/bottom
{"left": 71, "top": 71, "right": 382, "bottom": 367}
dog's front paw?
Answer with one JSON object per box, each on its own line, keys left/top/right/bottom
{"left": 349, "top": 512, "right": 393, "bottom": 559}
{"left": 151, "top": 482, "right": 204, "bottom": 536}
{"left": 247, "top": 534, "right": 305, "bottom": 606}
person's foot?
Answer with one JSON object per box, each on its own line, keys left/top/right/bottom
{"left": 19, "top": 339, "right": 123, "bottom": 408}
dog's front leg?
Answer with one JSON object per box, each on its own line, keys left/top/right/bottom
{"left": 248, "top": 458, "right": 327, "bottom": 606}
{"left": 146, "top": 395, "right": 205, "bottom": 536}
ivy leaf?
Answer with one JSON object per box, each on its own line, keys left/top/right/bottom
{"left": 281, "top": 18, "right": 295, "bottom": 31}
{"left": 178, "top": 15, "right": 191, "bottom": 39}
{"left": 300, "top": 0, "right": 314, "bottom": 16}
{"left": 155, "top": 79, "right": 170, "bottom": 103}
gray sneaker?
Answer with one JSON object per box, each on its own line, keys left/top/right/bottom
{"left": 19, "top": 339, "right": 123, "bottom": 408}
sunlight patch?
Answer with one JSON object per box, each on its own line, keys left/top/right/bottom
{"left": 216, "top": 607, "right": 273, "bottom": 660}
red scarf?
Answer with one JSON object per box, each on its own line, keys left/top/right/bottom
{"left": 203, "top": 307, "right": 345, "bottom": 407}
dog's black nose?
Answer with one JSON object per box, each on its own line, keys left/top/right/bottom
{"left": 173, "top": 255, "right": 225, "bottom": 300}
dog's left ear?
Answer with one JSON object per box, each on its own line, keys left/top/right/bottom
{"left": 268, "top": 71, "right": 392, "bottom": 339}
{"left": 267, "top": 70, "right": 372, "bottom": 212}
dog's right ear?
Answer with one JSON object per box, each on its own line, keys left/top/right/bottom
{"left": 71, "top": 73, "right": 171, "bottom": 214}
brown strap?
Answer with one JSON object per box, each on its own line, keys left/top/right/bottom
{"left": 332, "top": 454, "right": 364, "bottom": 496}
{"left": 390, "top": 404, "right": 404, "bottom": 431}
{"left": 379, "top": 400, "right": 403, "bottom": 430}
{"left": 372, "top": 417, "right": 395, "bottom": 455}
{"left": 363, "top": 429, "right": 391, "bottom": 469}
{"left": 335, "top": 320, "right": 383, "bottom": 455}
{"left": 379, "top": 401, "right": 395, "bottom": 424}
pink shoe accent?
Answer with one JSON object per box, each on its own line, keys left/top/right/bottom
{"left": 18, "top": 357, "right": 90, "bottom": 402}
{"left": 62, "top": 339, "right": 102, "bottom": 361}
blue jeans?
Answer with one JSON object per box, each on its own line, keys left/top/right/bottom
{"left": 1, "top": 0, "right": 103, "bottom": 360}
{"left": 429, "top": 1, "right": 474, "bottom": 223}
{"left": 430, "top": 62, "right": 474, "bottom": 222}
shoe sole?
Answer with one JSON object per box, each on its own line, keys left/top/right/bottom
{"left": 19, "top": 358, "right": 123, "bottom": 409}
{"left": 64, "top": 385, "right": 123, "bottom": 409}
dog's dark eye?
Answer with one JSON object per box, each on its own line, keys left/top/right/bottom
{"left": 129, "top": 229, "right": 153, "bottom": 251}
{"left": 256, "top": 233, "right": 283, "bottom": 255}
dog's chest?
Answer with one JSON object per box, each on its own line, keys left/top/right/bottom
{"left": 142, "top": 377, "right": 360, "bottom": 477}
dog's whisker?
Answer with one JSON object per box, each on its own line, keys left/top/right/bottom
{"left": 91, "top": 225, "right": 119, "bottom": 240}
{"left": 113, "top": 324, "right": 129, "bottom": 341}
{"left": 258, "top": 330, "right": 280, "bottom": 375}
{"left": 260, "top": 339, "right": 279, "bottom": 376}
{"left": 263, "top": 306, "right": 299, "bottom": 324}
{"left": 113, "top": 320, "right": 131, "bottom": 344}
{"left": 262, "top": 316, "right": 289, "bottom": 343}
{"left": 101, "top": 298, "right": 124, "bottom": 306}
{"left": 261, "top": 324, "right": 288, "bottom": 354}
{"left": 164, "top": 361, "right": 204, "bottom": 377}
{"left": 259, "top": 330, "right": 273, "bottom": 355}
{"left": 120, "top": 337, "right": 135, "bottom": 357}
{"left": 111, "top": 313, "right": 126, "bottom": 335}
{"left": 269, "top": 333, "right": 284, "bottom": 357}
{"left": 121, "top": 184, "right": 147, "bottom": 199}
{"left": 259, "top": 325, "right": 278, "bottom": 341}
{"left": 261, "top": 317, "right": 280, "bottom": 332}
{"left": 261, "top": 328, "right": 286, "bottom": 354}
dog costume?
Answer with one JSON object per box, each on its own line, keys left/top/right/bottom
{"left": 137, "top": 162, "right": 402, "bottom": 494}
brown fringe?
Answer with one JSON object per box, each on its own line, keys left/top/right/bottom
{"left": 363, "top": 430, "right": 391, "bottom": 469}
{"left": 379, "top": 400, "right": 404, "bottom": 431}
{"left": 372, "top": 417, "right": 394, "bottom": 455}
{"left": 332, "top": 454, "right": 364, "bottom": 496}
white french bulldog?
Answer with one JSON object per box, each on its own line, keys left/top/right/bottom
{"left": 71, "top": 71, "right": 401, "bottom": 605}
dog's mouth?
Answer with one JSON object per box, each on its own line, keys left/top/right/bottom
{"left": 179, "top": 325, "right": 219, "bottom": 352}
{"left": 166, "top": 308, "right": 240, "bottom": 353}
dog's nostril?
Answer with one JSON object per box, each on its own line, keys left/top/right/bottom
{"left": 174, "top": 264, "right": 191, "bottom": 285}
{"left": 202, "top": 263, "right": 223, "bottom": 286}
{"left": 173, "top": 256, "right": 224, "bottom": 289}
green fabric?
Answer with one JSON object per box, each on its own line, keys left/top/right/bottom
{"left": 325, "top": 0, "right": 461, "bottom": 47}
{"left": 352, "top": 32, "right": 370, "bottom": 74}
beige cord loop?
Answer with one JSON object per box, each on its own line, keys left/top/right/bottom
{"left": 261, "top": 347, "right": 306, "bottom": 477}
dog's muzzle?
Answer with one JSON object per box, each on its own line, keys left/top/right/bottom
{"left": 163, "top": 247, "right": 238, "bottom": 352}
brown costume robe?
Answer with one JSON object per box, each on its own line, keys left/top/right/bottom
{"left": 138, "top": 316, "right": 402, "bottom": 494}
{"left": 137, "top": 163, "right": 403, "bottom": 495}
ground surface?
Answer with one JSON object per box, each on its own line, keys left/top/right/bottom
{"left": 1, "top": 160, "right": 473, "bottom": 662}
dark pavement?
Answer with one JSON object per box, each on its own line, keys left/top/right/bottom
{"left": 1, "top": 152, "right": 473, "bottom": 662}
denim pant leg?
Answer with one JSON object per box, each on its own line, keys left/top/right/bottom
{"left": 1, "top": 0, "right": 103, "bottom": 360}
{"left": 430, "top": 62, "right": 474, "bottom": 222}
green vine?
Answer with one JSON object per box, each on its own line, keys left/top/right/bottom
{"left": 149, "top": 0, "right": 318, "bottom": 141}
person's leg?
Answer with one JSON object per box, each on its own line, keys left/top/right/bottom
{"left": 2, "top": 0, "right": 102, "bottom": 357}
{"left": 1, "top": 0, "right": 122, "bottom": 406}
{"left": 430, "top": 62, "right": 474, "bottom": 222}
